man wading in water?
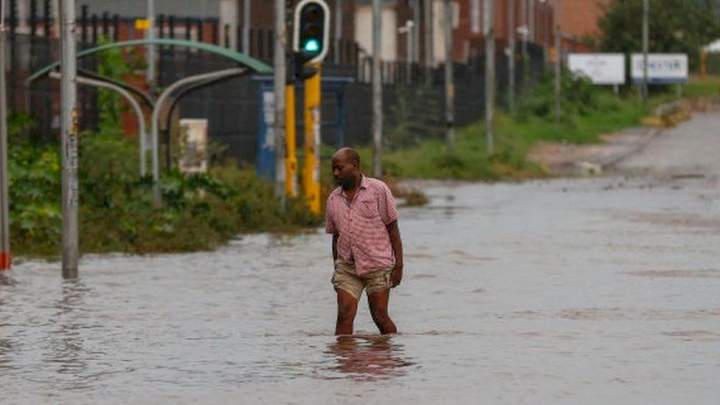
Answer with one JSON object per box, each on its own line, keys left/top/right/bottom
{"left": 325, "top": 148, "right": 404, "bottom": 335}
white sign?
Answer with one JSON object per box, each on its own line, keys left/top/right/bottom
{"left": 631, "top": 53, "right": 688, "bottom": 84}
{"left": 568, "top": 53, "right": 626, "bottom": 85}
{"left": 178, "top": 119, "right": 208, "bottom": 174}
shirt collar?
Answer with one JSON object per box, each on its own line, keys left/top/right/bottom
{"left": 358, "top": 174, "right": 369, "bottom": 190}
{"left": 338, "top": 174, "right": 368, "bottom": 199}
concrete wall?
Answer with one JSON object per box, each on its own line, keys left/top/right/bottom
{"left": 354, "top": 4, "right": 397, "bottom": 61}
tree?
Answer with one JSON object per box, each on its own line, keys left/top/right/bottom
{"left": 599, "top": 0, "right": 720, "bottom": 70}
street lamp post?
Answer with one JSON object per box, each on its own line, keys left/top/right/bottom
{"left": 372, "top": 0, "right": 383, "bottom": 177}
{"left": 642, "top": 0, "right": 649, "bottom": 103}
{"left": 146, "top": 0, "right": 156, "bottom": 89}
{"left": 274, "top": 0, "right": 286, "bottom": 202}
{"left": 553, "top": 0, "right": 562, "bottom": 122}
{"left": 508, "top": 0, "right": 516, "bottom": 115}
{"left": 484, "top": 0, "right": 495, "bottom": 153}
{"left": 443, "top": 0, "right": 454, "bottom": 148}
{"left": 60, "top": 0, "right": 79, "bottom": 279}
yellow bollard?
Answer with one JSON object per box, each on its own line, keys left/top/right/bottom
{"left": 303, "top": 64, "right": 322, "bottom": 215}
{"left": 285, "top": 84, "right": 298, "bottom": 197}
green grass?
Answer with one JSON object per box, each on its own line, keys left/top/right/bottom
{"left": 683, "top": 75, "right": 720, "bottom": 97}
{"left": 374, "top": 90, "right": 652, "bottom": 181}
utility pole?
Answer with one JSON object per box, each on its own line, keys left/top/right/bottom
{"left": 553, "top": 0, "right": 561, "bottom": 122}
{"left": 243, "top": 0, "right": 251, "bottom": 54}
{"left": 424, "top": 0, "right": 434, "bottom": 83}
{"left": 521, "top": 0, "right": 530, "bottom": 95}
{"left": 0, "top": 0, "right": 11, "bottom": 271}
{"left": 484, "top": 0, "right": 495, "bottom": 154}
{"left": 443, "top": 0, "right": 454, "bottom": 148}
{"left": 642, "top": 0, "right": 649, "bottom": 103}
{"left": 528, "top": 0, "right": 535, "bottom": 42}
{"left": 146, "top": 0, "right": 156, "bottom": 89}
{"left": 403, "top": 20, "right": 414, "bottom": 64}
{"left": 508, "top": 0, "right": 516, "bottom": 115}
{"left": 521, "top": 0, "right": 528, "bottom": 58}
{"left": 412, "top": 0, "right": 421, "bottom": 65}
{"left": 60, "top": 0, "right": 79, "bottom": 279}
{"left": 372, "top": 0, "right": 382, "bottom": 177}
{"left": 334, "top": 0, "right": 342, "bottom": 64}
{"left": 274, "top": 0, "right": 287, "bottom": 203}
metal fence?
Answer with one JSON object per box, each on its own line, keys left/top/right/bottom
{"left": 6, "top": 8, "right": 546, "bottom": 165}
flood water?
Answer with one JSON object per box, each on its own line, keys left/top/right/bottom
{"left": 1, "top": 175, "right": 719, "bottom": 404}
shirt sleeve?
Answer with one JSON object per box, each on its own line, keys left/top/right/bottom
{"left": 325, "top": 196, "right": 337, "bottom": 234}
{"left": 378, "top": 182, "right": 399, "bottom": 225}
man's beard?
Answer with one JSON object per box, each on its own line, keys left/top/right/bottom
{"left": 339, "top": 176, "right": 356, "bottom": 190}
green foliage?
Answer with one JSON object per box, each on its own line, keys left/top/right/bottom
{"left": 598, "top": 0, "right": 720, "bottom": 70}
{"left": 7, "top": 114, "right": 61, "bottom": 254}
{"left": 96, "top": 36, "right": 132, "bottom": 135}
{"left": 517, "top": 73, "right": 623, "bottom": 121}
{"left": 8, "top": 115, "right": 320, "bottom": 258}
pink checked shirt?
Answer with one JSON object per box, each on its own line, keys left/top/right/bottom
{"left": 325, "top": 176, "right": 399, "bottom": 275}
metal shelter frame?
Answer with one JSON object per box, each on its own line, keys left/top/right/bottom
{"left": 26, "top": 38, "right": 272, "bottom": 204}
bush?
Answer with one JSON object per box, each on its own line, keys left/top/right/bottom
{"left": 8, "top": 115, "right": 321, "bottom": 258}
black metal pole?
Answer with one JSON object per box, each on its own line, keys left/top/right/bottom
{"left": 30, "top": 0, "right": 37, "bottom": 37}
{"left": 112, "top": 14, "right": 119, "bottom": 42}
{"left": 43, "top": 0, "right": 50, "bottom": 37}
{"left": 80, "top": 5, "right": 88, "bottom": 44}
{"left": 101, "top": 11, "right": 109, "bottom": 39}
{"left": 91, "top": 14, "right": 97, "bottom": 44}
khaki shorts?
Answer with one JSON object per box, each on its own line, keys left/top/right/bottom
{"left": 331, "top": 261, "right": 393, "bottom": 301}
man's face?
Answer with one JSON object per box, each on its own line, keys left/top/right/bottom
{"left": 332, "top": 156, "right": 358, "bottom": 190}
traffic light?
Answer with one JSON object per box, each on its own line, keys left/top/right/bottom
{"left": 293, "top": 0, "right": 330, "bottom": 65}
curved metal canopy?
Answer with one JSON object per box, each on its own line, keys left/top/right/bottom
{"left": 26, "top": 38, "right": 272, "bottom": 84}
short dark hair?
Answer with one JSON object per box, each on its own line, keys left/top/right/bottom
{"left": 334, "top": 147, "right": 360, "bottom": 167}
{"left": 345, "top": 149, "right": 360, "bottom": 167}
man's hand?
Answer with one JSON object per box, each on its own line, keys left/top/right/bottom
{"left": 391, "top": 263, "right": 403, "bottom": 288}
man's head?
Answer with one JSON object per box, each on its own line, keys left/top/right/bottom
{"left": 331, "top": 147, "right": 361, "bottom": 190}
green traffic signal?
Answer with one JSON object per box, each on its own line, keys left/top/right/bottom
{"left": 293, "top": 0, "right": 330, "bottom": 64}
{"left": 303, "top": 39, "right": 321, "bottom": 53}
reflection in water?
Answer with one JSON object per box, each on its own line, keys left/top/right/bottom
{"left": 0, "top": 271, "right": 17, "bottom": 286}
{"left": 47, "top": 279, "right": 92, "bottom": 385}
{"left": 325, "top": 335, "right": 415, "bottom": 381}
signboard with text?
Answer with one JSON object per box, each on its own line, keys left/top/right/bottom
{"left": 568, "top": 53, "right": 626, "bottom": 85}
{"left": 631, "top": 53, "right": 688, "bottom": 84}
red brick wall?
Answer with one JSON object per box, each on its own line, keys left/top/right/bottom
{"left": 454, "top": 0, "right": 555, "bottom": 60}
{"left": 559, "top": 0, "right": 611, "bottom": 40}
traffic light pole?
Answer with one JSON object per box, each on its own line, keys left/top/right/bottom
{"left": 285, "top": 0, "right": 298, "bottom": 198}
{"left": 303, "top": 64, "right": 321, "bottom": 214}
{"left": 293, "top": 0, "right": 329, "bottom": 213}
{"left": 285, "top": 82, "right": 298, "bottom": 197}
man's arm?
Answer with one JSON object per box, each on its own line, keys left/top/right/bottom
{"left": 386, "top": 220, "right": 403, "bottom": 288}
{"left": 332, "top": 234, "right": 338, "bottom": 262}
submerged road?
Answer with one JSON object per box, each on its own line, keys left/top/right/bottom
{"left": 1, "top": 114, "right": 719, "bottom": 404}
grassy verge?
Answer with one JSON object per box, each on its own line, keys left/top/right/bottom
{"left": 370, "top": 76, "right": 718, "bottom": 181}
{"left": 683, "top": 75, "right": 720, "bottom": 98}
